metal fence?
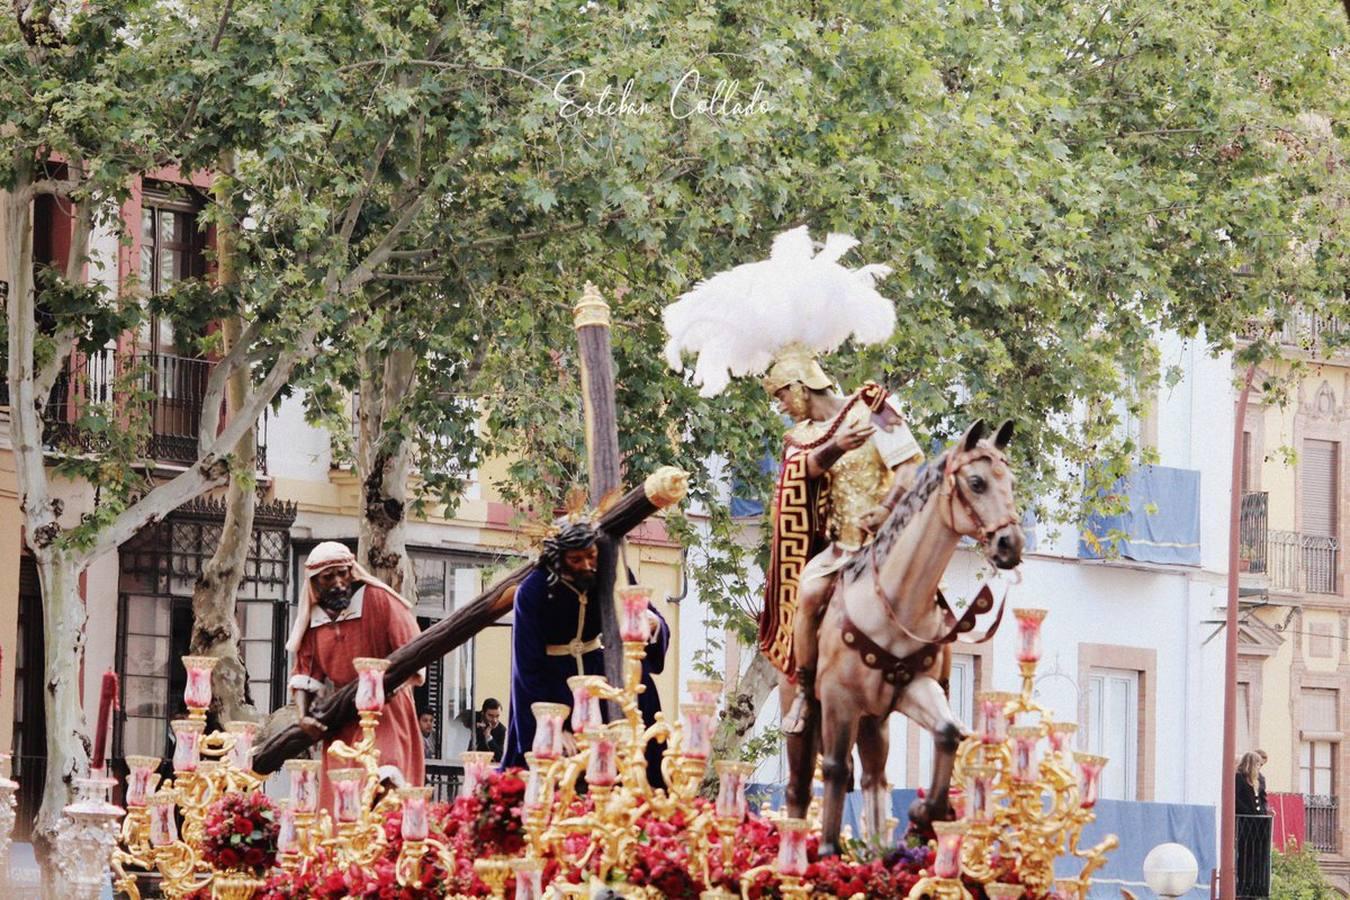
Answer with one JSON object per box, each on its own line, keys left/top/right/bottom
{"left": 1268, "top": 529, "right": 1340, "bottom": 594}
{"left": 1305, "top": 793, "right": 1339, "bottom": 852}
{"left": 426, "top": 762, "right": 464, "bottom": 803}
{"left": 1240, "top": 491, "right": 1269, "bottom": 574}
{"left": 1236, "top": 814, "right": 1272, "bottom": 899}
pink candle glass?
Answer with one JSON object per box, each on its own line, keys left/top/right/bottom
{"left": 966, "top": 765, "right": 994, "bottom": 823}
{"left": 568, "top": 675, "right": 605, "bottom": 735}
{"left": 523, "top": 753, "right": 546, "bottom": 812}
{"left": 225, "top": 721, "right": 259, "bottom": 772}
{"left": 399, "top": 787, "right": 432, "bottom": 841}
{"left": 1049, "top": 722, "right": 1078, "bottom": 756}
{"left": 277, "top": 800, "right": 298, "bottom": 855}
{"left": 531, "top": 702, "right": 570, "bottom": 760}
{"left": 1010, "top": 726, "right": 1041, "bottom": 782}
{"left": 932, "top": 821, "right": 967, "bottom": 879}
{"left": 284, "top": 759, "right": 322, "bottom": 815}
{"left": 330, "top": 768, "right": 364, "bottom": 823}
{"left": 977, "top": 691, "right": 1016, "bottom": 743}
{"left": 353, "top": 657, "right": 390, "bottom": 712}
{"left": 619, "top": 587, "right": 653, "bottom": 642}
{"left": 124, "top": 756, "right": 160, "bottom": 807}
{"left": 680, "top": 702, "right": 715, "bottom": 760}
{"left": 1075, "top": 753, "right": 1107, "bottom": 808}
{"left": 776, "top": 817, "right": 809, "bottom": 877}
{"left": 687, "top": 679, "right": 724, "bottom": 706}
{"left": 148, "top": 792, "right": 179, "bottom": 847}
{"left": 460, "top": 751, "right": 496, "bottom": 797}
{"left": 512, "top": 858, "right": 545, "bottom": 900}
{"left": 181, "top": 656, "right": 218, "bottom": 711}
{"left": 586, "top": 730, "right": 619, "bottom": 787}
{"left": 1014, "top": 608, "right": 1047, "bottom": 664}
{"left": 714, "top": 761, "right": 753, "bottom": 822}
{"left": 170, "top": 719, "right": 204, "bottom": 773}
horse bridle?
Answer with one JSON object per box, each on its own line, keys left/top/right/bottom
{"left": 940, "top": 445, "right": 1019, "bottom": 542}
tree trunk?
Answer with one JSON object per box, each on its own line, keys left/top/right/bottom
{"left": 701, "top": 650, "right": 779, "bottom": 794}
{"left": 356, "top": 344, "right": 417, "bottom": 596}
{"left": 188, "top": 157, "right": 258, "bottom": 724}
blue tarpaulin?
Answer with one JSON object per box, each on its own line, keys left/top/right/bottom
{"left": 1078, "top": 465, "right": 1202, "bottom": 566}
{"left": 746, "top": 785, "right": 1215, "bottom": 899}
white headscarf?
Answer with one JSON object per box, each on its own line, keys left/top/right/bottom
{"left": 286, "top": 541, "right": 415, "bottom": 653}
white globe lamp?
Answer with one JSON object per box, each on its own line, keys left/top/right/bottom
{"left": 1143, "top": 842, "right": 1199, "bottom": 899}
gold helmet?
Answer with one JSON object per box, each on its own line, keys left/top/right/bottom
{"left": 761, "top": 343, "right": 833, "bottom": 395}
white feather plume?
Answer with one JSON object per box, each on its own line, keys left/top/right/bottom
{"left": 662, "top": 226, "right": 897, "bottom": 396}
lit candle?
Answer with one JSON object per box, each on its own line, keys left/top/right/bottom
{"left": 977, "top": 691, "right": 1016, "bottom": 743}
{"left": 586, "top": 729, "right": 619, "bottom": 787}
{"left": 148, "top": 791, "right": 180, "bottom": 847}
{"left": 1010, "top": 726, "right": 1041, "bottom": 782}
{"left": 686, "top": 679, "right": 724, "bottom": 706}
{"left": 181, "top": 656, "right": 218, "bottom": 711}
{"left": 775, "top": 817, "right": 809, "bottom": 877}
{"left": 124, "top": 756, "right": 160, "bottom": 807}
{"left": 277, "top": 800, "right": 298, "bottom": 855}
{"left": 1074, "top": 753, "right": 1107, "bottom": 809}
{"left": 284, "top": 759, "right": 321, "bottom": 815}
{"left": 966, "top": 765, "right": 994, "bottom": 824}
{"left": 329, "top": 768, "right": 364, "bottom": 823}
{"left": 932, "top": 821, "right": 967, "bottom": 879}
{"left": 353, "top": 657, "right": 389, "bottom": 712}
{"left": 225, "top": 721, "right": 259, "bottom": 772}
{"left": 1014, "top": 608, "right": 1048, "bottom": 664}
{"left": 460, "top": 750, "right": 496, "bottom": 797}
{"left": 618, "top": 587, "right": 653, "bottom": 643}
{"left": 512, "top": 857, "right": 545, "bottom": 900}
{"left": 399, "top": 787, "right": 432, "bottom": 841}
{"left": 680, "top": 702, "right": 715, "bottom": 760}
{"left": 170, "top": 719, "right": 204, "bottom": 773}
{"left": 91, "top": 669, "right": 118, "bottom": 772}
{"left": 567, "top": 675, "right": 605, "bottom": 735}
{"left": 530, "top": 702, "right": 569, "bottom": 760}
{"left": 714, "top": 761, "right": 753, "bottom": 822}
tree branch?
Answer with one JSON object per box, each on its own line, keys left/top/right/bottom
{"left": 173, "top": 0, "right": 235, "bottom": 138}
{"left": 197, "top": 317, "right": 263, "bottom": 449}
{"left": 337, "top": 131, "right": 397, "bottom": 251}
{"left": 33, "top": 326, "right": 78, "bottom": 407}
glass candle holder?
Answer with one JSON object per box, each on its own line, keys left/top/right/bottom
{"left": 225, "top": 721, "right": 259, "bottom": 772}
{"left": 523, "top": 753, "right": 546, "bottom": 813}
{"left": 124, "top": 756, "right": 161, "bottom": 807}
{"left": 181, "top": 656, "right": 219, "bottom": 711}
{"left": 329, "top": 768, "right": 364, "bottom": 823}
{"left": 170, "top": 719, "right": 204, "bottom": 773}
{"left": 460, "top": 751, "right": 496, "bottom": 798}
{"left": 977, "top": 691, "right": 1016, "bottom": 743}
{"left": 512, "top": 857, "right": 545, "bottom": 900}
{"left": 966, "top": 764, "right": 995, "bottom": 823}
{"left": 1014, "top": 608, "right": 1048, "bottom": 664}
{"left": 1074, "top": 753, "right": 1107, "bottom": 809}
{"left": 775, "top": 817, "right": 809, "bottom": 877}
{"left": 949, "top": 787, "right": 967, "bottom": 821}
{"left": 284, "top": 759, "right": 322, "bottom": 815}
{"left": 686, "top": 679, "right": 724, "bottom": 706}
{"left": 567, "top": 675, "right": 605, "bottom": 735}
{"left": 714, "top": 761, "right": 754, "bottom": 822}
{"left": 399, "top": 787, "right": 432, "bottom": 841}
{"left": 353, "top": 657, "right": 390, "bottom": 712}
{"left": 277, "top": 800, "right": 298, "bottom": 855}
{"left": 530, "top": 702, "right": 570, "bottom": 760}
{"left": 619, "top": 586, "right": 653, "bottom": 642}
{"left": 148, "top": 791, "right": 179, "bottom": 847}
{"left": 932, "top": 821, "right": 967, "bottom": 879}
{"left": 586, "top": 730, "right": 619, "bottom": 787}
{"left": 987, "top": 883, "right": 1025, "bottom": 900}
{"left": 680, "top": 702, "right": 715, "bottom": 760}
{"left": 1048, "top": 722, "right": 1078, "bottom": 756}
{"left": 1010, "top": 726, "right": 1041, "bottom": 782}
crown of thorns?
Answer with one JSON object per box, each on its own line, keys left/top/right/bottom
{"left": 538, "top": 520, "right": 600, "bottom": 583}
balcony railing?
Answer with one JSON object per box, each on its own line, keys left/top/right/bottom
{"left": 31, "top": 350, "right": 267, "bottom": 472}
{"left": 1244, "top": 311, "right": 1350, "bottom": 356}
{"left": 1305, "top": 794, "right": 1339, "bottom": 852}
{"left": 1269, "top": 529, "right": 1340, "bottom": 594}
{"left": 1240, "top": 491, "right": 1269, "bottom": 574}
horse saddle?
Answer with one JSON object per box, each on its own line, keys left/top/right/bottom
{"left": 839, "top": 585, "right": 1000, "bottom": 687}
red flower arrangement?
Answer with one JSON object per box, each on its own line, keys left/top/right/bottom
{"left": 201, "top": 790, "right": 280, "bottom": 874}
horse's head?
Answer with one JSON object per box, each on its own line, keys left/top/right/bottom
{"left": 944, "top": 419, "right": 1024, "bottom": 569}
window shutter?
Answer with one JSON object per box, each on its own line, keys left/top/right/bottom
{"left": 1303, "top": 440, "right": 1339, "bottom": 537}
{"left": 1302, "top": 688, "right": 1340, "bottom": 733}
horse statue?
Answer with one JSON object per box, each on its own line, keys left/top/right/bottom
{"left": 779, "top": 418, "right": 1024, "bottom": 855}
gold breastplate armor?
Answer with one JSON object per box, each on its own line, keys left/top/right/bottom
{"left": 789, "top": 404, "right": 894, "bottom": 551}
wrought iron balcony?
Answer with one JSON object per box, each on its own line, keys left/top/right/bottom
{"left": 1268, "top": 529, "right": 1340, "bottom": 595}
{"left": 1305, "top": 793, "right": 1340, "bottom": 853}
{"left": 1242, "top": 311, "right": 1350, "bottom": 356}
{"left": 1239, "top": 491, "right": 1269, "bottom": 574}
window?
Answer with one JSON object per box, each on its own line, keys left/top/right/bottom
{"left": 139, "top": 190, "right": 204, "bottom": 298}
{"left": 1300, "top": 688, "right": 1339, "bottom": 797}
{"left": 1301, "top": 741, "right": 1337, "bottom": 796}
{"left": 1085, "top": 668, "right": 1139, "bottom": 800}
{"left": 1302, "top": 440, "right": 1340, "bottom": 593}
{"left": 408, "top": 551, "right": 483, "bottom": 759}
{"left": 916, "top": 654, "right": 976, "bottom": 786}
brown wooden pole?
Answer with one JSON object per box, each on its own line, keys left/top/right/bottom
{"left": 573, "top": 282, "right": 626, "bottom": 701}
{"left": 253, "top": 472, "right": 688, "bottom": 774}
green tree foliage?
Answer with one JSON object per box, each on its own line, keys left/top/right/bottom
{"left": 1272, "top": 846, "right": 1338, "bottom": 900}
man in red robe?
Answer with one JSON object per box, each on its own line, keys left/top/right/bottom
{"left": 287, "top": 541, "right": 425, "bottom": 809}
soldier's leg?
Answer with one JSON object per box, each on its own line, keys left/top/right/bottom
{"left": 783, "top": 550, "right": 839, "bottom": 735}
